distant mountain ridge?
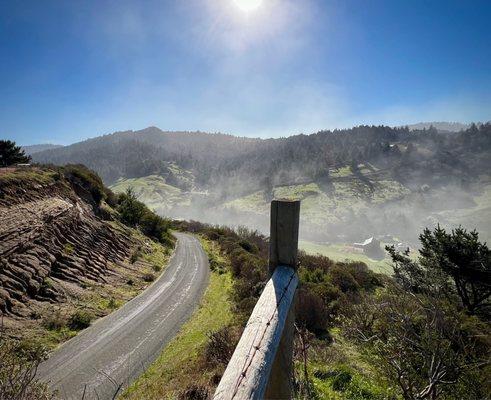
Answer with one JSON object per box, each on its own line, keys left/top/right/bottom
{"left": 23, "top": 143, "right": 63, "bottom": 155}
{"left": 404, "top": 121, "right": 480, "bottom": 132}
{"left": 32, "top": 123, "right": 490, "bottom": 187}
{"left": 31, "top": 123, "right": 491, "bottom": 243}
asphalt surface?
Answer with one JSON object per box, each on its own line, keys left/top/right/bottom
{"left": 37, "top": 232, "right": 210, "bottom": 400}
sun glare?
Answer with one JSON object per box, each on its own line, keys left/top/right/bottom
{"left": 234, "top": 0, "right": 263, "bottom": 12}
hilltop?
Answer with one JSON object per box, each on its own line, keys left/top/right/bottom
{"left": 32, "top": 124, "right": 491, "bottom": 251}
{"left": 405, "top": 121, "right": 476, "bottom": 132}
{"left": 22, "top": 144, "right": 64, "bottom": 155}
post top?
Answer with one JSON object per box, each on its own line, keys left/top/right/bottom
{"left": 269, "top": 200, "right": 300, "bottom": 273}
{"left": 272, "top": 198, "right": 301, "bottom": 203}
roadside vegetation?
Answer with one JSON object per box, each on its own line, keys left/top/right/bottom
{"left": 125, "top": 220, "right": 490, "bottom": 400}
{"left": 1, "top": 160, "right": 175, "bottom": 399}
{"left": 0, "top": 333, "right": 54, "bottom": 400}
{"left": 122, "top": 263, "right": 233, "bottom": 399}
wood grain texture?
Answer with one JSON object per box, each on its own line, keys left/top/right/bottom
{"left": 213, "top": 266, "right": 299, "bottom": 400}
{"left": 269, "top": 200, "right": 300, "bottom": 274}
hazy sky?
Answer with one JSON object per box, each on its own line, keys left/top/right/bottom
{"left": 1, "top": 0, "right": 490, "bottom": 145}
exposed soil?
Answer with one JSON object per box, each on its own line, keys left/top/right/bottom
{"left": 0, "top": 172, "right": 134, "bottom": 317}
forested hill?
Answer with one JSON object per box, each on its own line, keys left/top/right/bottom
{"left": 33, "top": 127, "right": 262, "bottom": 185}
{"left": 33, "top": 123, "right": 491, "bottom": 192}
{"left": 32, "top": 123, "right": 491, "bottom": 244}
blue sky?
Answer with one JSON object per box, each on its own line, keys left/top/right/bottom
{"left": 1, "top": 0, "right": 490, "bottom": 145}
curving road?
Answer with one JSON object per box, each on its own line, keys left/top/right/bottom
{"left": 37, "top": 232, "right": 210, "bottom": 400}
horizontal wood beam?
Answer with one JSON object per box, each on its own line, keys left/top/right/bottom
{"left": 213, "top": 265, "right": 299, "bottom": 400}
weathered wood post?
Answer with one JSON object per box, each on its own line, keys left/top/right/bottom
{"left": 213, "top": 200, "right": 300, "bottom": 400}
{"left": 265, "top": 200, "right": 300, "bottom": 399}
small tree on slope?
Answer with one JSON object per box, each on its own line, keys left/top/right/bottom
{"left": 0, "top": 140, "right": 31, "bottom": 167}
{"left": 387, "top": 225, "right": 491, "bottom": 319}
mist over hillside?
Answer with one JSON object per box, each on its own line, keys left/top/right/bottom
{"left": 32, "top": 123, "right": 491, "bottom": 246}
{"left": 405, "top": 121, "right": 476, "bottom": 132}
{"left": 22, "top": 143, "right": 64, "bottom": 155}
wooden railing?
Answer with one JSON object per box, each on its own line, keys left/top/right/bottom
{"left": 214, "top": 200, "right": 300, "bottom": 400}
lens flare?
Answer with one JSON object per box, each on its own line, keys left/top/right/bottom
{"left": 233, "top": 0, "right": 263, "bottom": 12}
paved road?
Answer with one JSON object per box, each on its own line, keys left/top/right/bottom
{"left": 37, "top": 232, "right": 210, "bottom": 400}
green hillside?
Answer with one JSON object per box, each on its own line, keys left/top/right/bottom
{"left": 299, "top": 240, "right": 393, "bottom": 274}
{"left": 110, "top": 175, "right": 190, "bottom": 211}
{"left": 224, "top": 164, "right": 411, "bottom": 228}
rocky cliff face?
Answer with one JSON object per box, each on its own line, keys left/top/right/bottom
{"left": 0, "top": 169, "right": 133, "bottom": 316}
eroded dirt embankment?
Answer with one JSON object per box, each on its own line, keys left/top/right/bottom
{"left": 0, "top": 171, "right": 133, "bottom": 316}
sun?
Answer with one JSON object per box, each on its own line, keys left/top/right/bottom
{"left": 233, "top": 0, "right": 263, "bottom": 12}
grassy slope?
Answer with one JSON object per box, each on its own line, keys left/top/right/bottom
{"left": 224, "top": 165, "right": 410, "bottom": 227}
{"left": 110, "top": 175, "right": 189, "bottom": 211}
{"left": 121, "top": 238, "right": 233, "bottom": 400}
{"left": 0, "top": 168, "right": 58, "bottom": 185}
{"left": 300, "top": 330, "right": 396, "bottom": 400}
{"left": 299, "top": 240, "right": 393, "bottom": 274}
{"left": 436, "top": 182, "right": 491, "bottom": 243}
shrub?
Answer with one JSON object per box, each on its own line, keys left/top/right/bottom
{"left": 328, "top": 265, "right": 359, "bottom": 293}
{"left": 107, "top": 297, "right": 118, "bottom": 310}
{"left": 295, "top": 289, "right": 329, "bottom": 333}
{"left": 63, "top": 243, "right": 74, "bottom": 255}
{"left": 178, "top": 384, "right": 209, "bottom": 400}
{"left": 104, "top": 187, "right": 119, "bottom": 207}
{"left": 117, "top": 188, "right": 175, "bottom": 247}
{"left": 130, "top": 247, "right": 142, "bottom": 264}
{"left": 68, "top": 310, "right": 93, "bottom": 330}
{"left": 0, "top": 336, "right": 54, "bottom": 400}
{"left": 63, "top": 164, "right": 105, "bottom": 204}
{"left": 343, "top": 286, "right": 490, "bottom": 400}
{"left": 118, "top": 188, "right": 146, "bottom": 227}
{"left": 330, "top": 367, "right": 353, "bottom": 391}
{"left": 238, "top": 239, "right": 259, "bottom": 254}
{"left": 42, "top": 309, "right": 67, "bottom": 331}
{"left": 140, "top": 211, "right": 172, "bottom": 243}
{"left": 143, "top": 273, "right": 156, "bottom": 282}
{"left": 204, "top": 327, "right": 237, "bottom": 367}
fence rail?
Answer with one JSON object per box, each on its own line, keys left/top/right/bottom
{"left": 214, "top": 200, "right": 300, "bottom": 400}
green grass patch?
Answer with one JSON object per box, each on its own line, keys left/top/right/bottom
{"left": 224, "top": 190, "right": 269, "bottom": 215}
{"left": 121, "top": 272, "right": 233, "bottom": 399}
{"left": 0, "top": 168, "right": 57, "bottom": 185}
{"left": 199, "top": 237, "right": 228, "bottom": 274}
{"left": 274, "top": 182, "right": 322, "bottom": 200}
{"left": 110, "top": 175, "right": 190, "bottom": 211}
{"left": 330, "top": 166, "right": 353, "bottom": 178}
{"left": 296, "top": 330, "right": 396, "bottom": 400}
{"left": 299, "top": 240, "right": 393, "bottom": 274}
{"left": 224, "top": 178, "right": 411, "bottom": 228}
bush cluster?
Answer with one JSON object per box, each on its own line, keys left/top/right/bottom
{"left": 0, "top": 336, "right": 54, "bottom": 400}
{"left": 178, "top": 220, "right": 269, "bottom": 320}
{"left": 62, "top": 164, "right": 107, "bottom": 204}
{"left": 297, "top": 254, "right": 382, "bottom": 334}
{"left": 178, "top": 220, "right": 381, "bottom": 335}
{"left": 117, "top": 188, "right": 175, "bottom": 247}
{"left": 68, "top": 310, "right": 93, "bottom": 330}
{"left": 342, "top": 226, "right": 491, "bottom": 399}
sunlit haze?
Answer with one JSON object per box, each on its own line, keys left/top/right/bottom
{"left": 234, "top": 0, "right": 263, "bottom": 12}
{"left": 1, "top": 0, "right": 490, "bottom": 145}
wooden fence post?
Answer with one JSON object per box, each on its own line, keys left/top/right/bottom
{"left": 266, "top": 200, "right": 300, "bottom": 399}
{"left": 213, "top": 200, "right": 300, "bottom": 400}
{"left": 269, "top": 200, "right": 301, "bottom": 275}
